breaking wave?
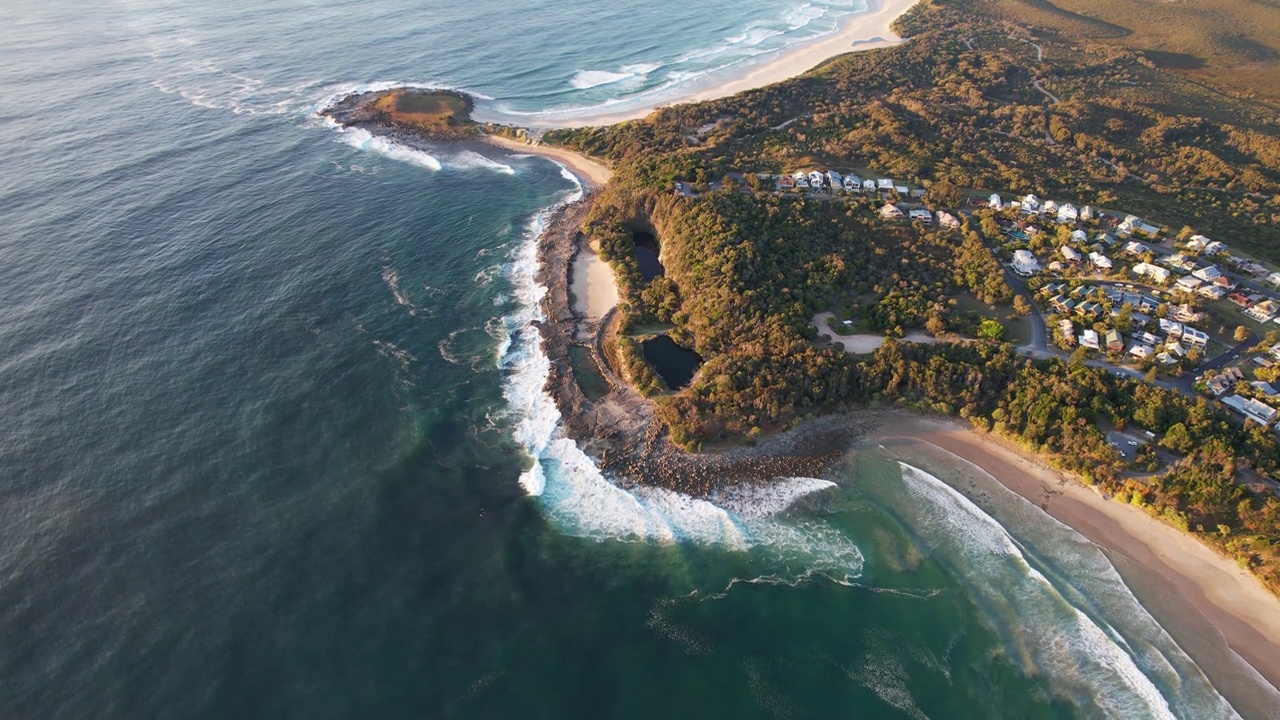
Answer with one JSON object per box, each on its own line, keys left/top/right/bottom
{"left": 897, "top": 462, "right": 1239, "bottom": 720}
{"left": 497, "top": 194, "right": 861, "bottom": 581}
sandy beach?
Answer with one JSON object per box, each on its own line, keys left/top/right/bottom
{"left": 484, "top": 134, "right": 613, "bottom": 190}
{"left": 878, "top": 417, "right": 1280, "bottom": 717}
{"left": 570, "top": 244, "right": 618, "bottom": 319}
{"left": 492, "top": 0, "right": 918, "bottom": 129}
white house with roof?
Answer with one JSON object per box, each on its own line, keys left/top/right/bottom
{"left": 1223, "top": 394, "right": 1279, "bottom": 426}
{"left": 1246, "top": 300, "right": 1279, "bottom": 322}
{"left": 1070, "top": 229, "right": 1088, "bottom": 244}
{"left": 843, "top": 175, "right": 861, "bottom": 192}
{"left": 793, "top": 172, "right": 809, "bottom": 189}
{"left": 1089, "top": 252, "right": 1112, "bottom": 270}
{"left": 1267, "top": 272, "right": 1280, "bottom": 289}
{"left": 1129, "top": 344, "right": 1153, "bottom": 360}
{"left": 1058, "top": 203, "right": 1078, "bottom": 223}
{"left": 827, "top": 170, "right": 843, "bottom": 188}
{"left": 895, "top": 184, "right": 910, "bottom": 195}
{"left": 1182, "top": 327, "right": 1209, "bottom": 347}
{"left": 862, "top": 179, "right": 876, "bottom": 192}
{"left": 1013, "top": 250, "right": 1041, "bottom": 276}
{"left": 937, "top": 211, "right": 961, "bottom": 230}
{"left": 1132, "top": 262, "right": 1170, "bottom": 284}
{"left": 808, "top": 171, "right": 826, "bottom": 188}
{"left": 1175, "top": 276, "right": 1204, "bottom": 293}
{"left": 1021, "top": 194, "right": 1040, "bottom": 213}
{"left": 1159, "top": 318, "right": 1184, "bottom": 338}
{"left": 1205, "top": 241, "right": 1228, "bottom": 256}
{"left": 1123, "top": 241, "right": 1149, "bottom": 256}
{"left": 1200, "top": 285, "right": 1227, "bottom": 300}
{"left": 1079, "top": 329, "right": 1100, "bottom": 349}
{"left": 1080, "top": 205, "right": 1096, "bottom": 221}
{"left": 989, "top": 193, "right": 1003, "bottom": 209}
{"left": 877, "top": 178, "right": 894, "bottom": 191}
{"left": 1186, "top": 235, "right": 1211, "bottom": 253}
{"left": 879, "top": 203, "right": 904, "bottom": 220}
{"left": 1060, "top": 246, "right": 1082, "bottom": 263}
{"left": 1041, "top": 199, "right": 1059, "bottom": 217}
{"left": 908, "top": 208, "right": 933, "bottom": 224}
{"left": 1193, "top": 265, "right": 1223, "bottom": 283}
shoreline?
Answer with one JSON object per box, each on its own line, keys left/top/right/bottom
{"left": 874, "top": 416, "right": 1280, "bottom": 717}
{"left": 477, "top": 0, "right": 918, "bottom": 129}
{"left": 483, "top": 134, "right": 612, "bottom": 191}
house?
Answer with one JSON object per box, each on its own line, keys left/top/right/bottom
{"left": 1170, "top": 304, "right": 1202, "bottom": 323}
{"left": 1105, "top": 329, "right": 1123, "bottom": 352}
{"left": 843, "top": 175, "right": 861, "bottom": 192}
{"left": 1222, "top": 394, "right": 1279, "bottom": 426}
{"left": 1071, "top": 229, "right": 1088, "bottom": 244}
{"left": 895, "top": 184, "right": 910, "bottom": 195}
{"left": 989, "top": 193, "right": 1003, "bottom": 209}
{"left": 1080, "top": 205, "right": 1096, "bottom": 222}
{"left": 1157, "top": 352, "right": 1178, "bottom": 365}
{"left": 793, "top": 172, "right": 809, "bottom": 189}
{"left": 1088, "top": 252, "right": 1112, "bottom": 270}
{"left": 1058, "top": 246, "right": 1079, "bottom": 263}
{"left": 1204, "top": 241, "right": 1229, "bottom": 256}
{"left": 1192, "top": 265, "right": 1223, "bottom": 283}
{"left": 1228, "top": 291, "right": 1252, "bottom": 308}
{"left": 1133, "top": 331, "right": 1161, "bottom": 347}
{"left": 909, "top": 208, "right": 933, "bottom": 224}
{"left": 1058, "top": 319, "right": 1075, "bottom": 344}
{"left": 1267, "top": 272, "right": 1280, "bottom": 289}
{"left": 1252, "top": 381, "right": 1280, "bottom": 398}
{"left": 1123, "top": 241, "right": 1149, "bottom": 256}
{"left": 809, "top": 171, "right": 826, "bottom": 188}
{"left": 1246, "top": 299, "right": 1279, "bottom": 322}
{"left": 1132, "top": 262, "right": 1170, "bottom": 284}
{"left": 1058, "top": 203, "right": 1079, "bottom": 223}
{"left": 1119, "top": 215, "right": 1162, "bottom": 238}
{"left": 777, "top": 174, "right": 796, "bottom": 190}
{"left": 877, "top": 178, "right": 894, "bottom": 191}
{"left": 1159, "top": 318, "right": 1184, "bottom": 338}
{"left": 910, "top": 188, "right": 927, "bottom": 198}
{"left": 1021, "top": 194, "right": 1040, "bottom": 213}
{"left": 1042, "top": 199, "right": 1059, "bottom": 217}
{"left": 827, "top": 170, "right": 843, "bottom": 188}
{"left": 1182, "top": 327, "right": 1209, "bottom": 347}
{"left": 1096, "top": 232, "right": 1117, "bottom": 247}
{"left": 937, "top": 211, "right": 962, "bottom": 230}
{"left": 863, "top": 179, "right": 877, "bottom": 192}
{"left": 1186, "top": 235, "right": 1210, "bottom": 253}
{"left": 1199, "top": 285, "right": 1227, "bottom": 300}
{"left": 1129, "top": 344, "right": 1154, "bottom": 360}
{"left": 1174, "top": 276, "right": 1204, "bottom": 293}
{"left": 1166, "top": 341, "right": 1187, "bottom": 359}
{"left": 879, "top": 203, "right": 904, "bottom": 220}
{"left": 1080, "top": 329, "right": 1100, "bottom": 349}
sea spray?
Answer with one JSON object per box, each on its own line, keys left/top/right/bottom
{"left": 894, "top": 461, "right": 1239, "bottom": 720}
{"left": 496, "top": 189, "right": 863, "bottom": 579}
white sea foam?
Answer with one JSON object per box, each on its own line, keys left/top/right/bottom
{"left": 896, "top": 462, "right": 1237, "bottom": 719}
{"left": 569, "top": 63, "right": 662, "bottom": 90}
{"left": 497, "top": 195, "right": 861, "bottom": 580}
{"left": 335, "top": 125, "right": 442, "bottom": 171}
{"left": 448, "top": 150, "right": 517, "bottom": 175}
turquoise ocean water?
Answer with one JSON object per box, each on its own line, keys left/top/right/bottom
{"left": 0, "top": 0, "right": 1264, "bottom": 717}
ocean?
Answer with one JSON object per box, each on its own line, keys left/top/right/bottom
{"left": 0, "top": 0, "right": 1260, "bottom": 717}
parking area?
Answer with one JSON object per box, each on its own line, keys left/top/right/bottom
{"left": 1107, "top": 430, "right": 1149, "bottom": 461}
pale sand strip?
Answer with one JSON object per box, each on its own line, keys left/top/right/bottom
{"left": 882, "top": 418, "right": 1280, "bottom": 710}
{"left": 571, "top": 245, "right": 619, "bottom": 319}
{"left": 519, "top": 0, "right": 918, "bottom": 129}
{"left": 483, "top": 135, "right": 613, "bottom": 190}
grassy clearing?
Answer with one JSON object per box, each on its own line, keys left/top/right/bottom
{"left": 371, "top": 89, "right": 472, "bottom": 132}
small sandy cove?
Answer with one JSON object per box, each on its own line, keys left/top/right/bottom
{"left": 484, "top": 135, "right": 612, "bottom": 191}
{"left": 884, "top": 417, "right": 1280, "bottom": 708}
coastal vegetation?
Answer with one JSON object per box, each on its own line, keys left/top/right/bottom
{"left": 543, "top": 0, "right": 1280, "bottom": 590}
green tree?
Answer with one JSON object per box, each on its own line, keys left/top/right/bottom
{"left": 978, "top": 318, "right": 1006, "bottom": 341}
{"left": 1013, "top": 295, "right": 1031, "bottom": 316}
{"left": 1235, "top": 325, "right": 1251, "bottom": 343}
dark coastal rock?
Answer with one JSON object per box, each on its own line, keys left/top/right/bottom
{"left": 533, "top": 199, "right": 883, "bottom": 498}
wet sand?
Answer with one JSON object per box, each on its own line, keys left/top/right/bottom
{"left": 484, "top": 134, "right": 612, "bottom": 190}
{"left": 878, "top": 416, "right": 1280, "bottom": 719}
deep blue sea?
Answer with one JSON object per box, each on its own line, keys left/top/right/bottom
{"left": 0, "top": 1, "right": 1266, "bottom": 717}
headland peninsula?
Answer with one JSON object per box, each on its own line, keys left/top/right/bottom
{"left": 322, "top": 0, "right": 1280, "bottom": 712}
